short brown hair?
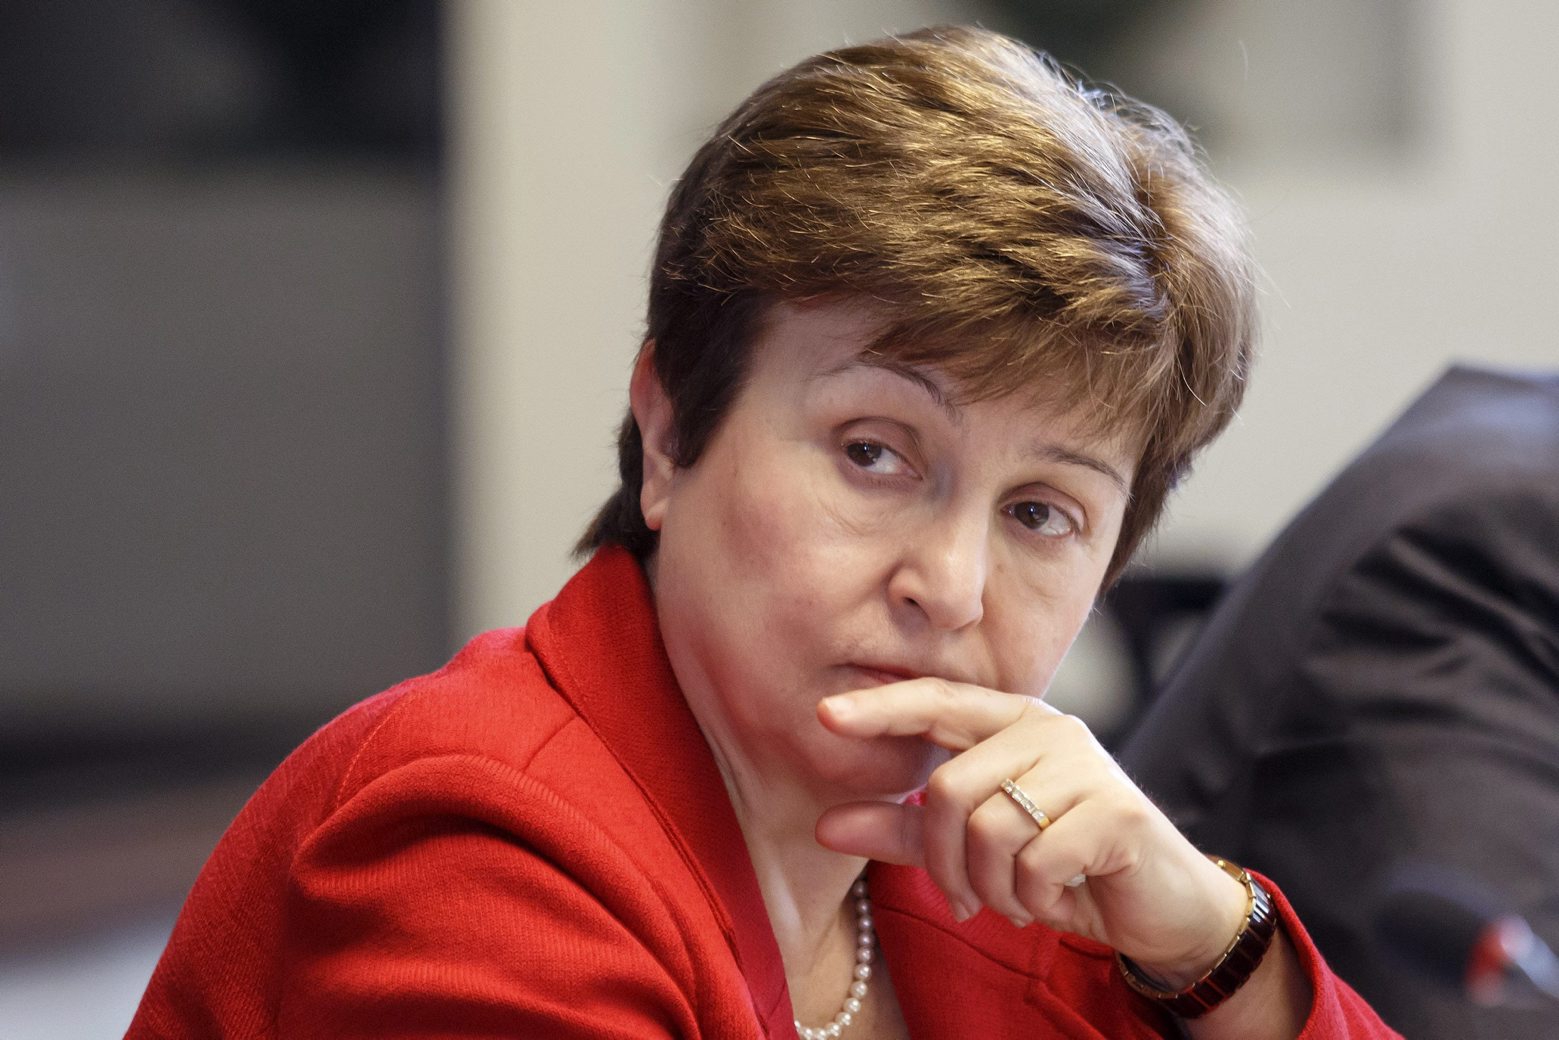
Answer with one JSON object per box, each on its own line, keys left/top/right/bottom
{"left": 578, "top": 25, "right": 1255, "bottom": 584}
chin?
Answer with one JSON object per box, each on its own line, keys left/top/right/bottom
{"left": 808, "top": 730, "right": 945, "bottom": 799}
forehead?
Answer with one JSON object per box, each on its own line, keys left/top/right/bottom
{"left": 752, "top": 298, "right": 885, "bottom": 361}
{"left": 753, "top": 297, "right": 1148, "bottom": 462}
{"left": 746, "top": 299, "right": 1138, "bottom": 496}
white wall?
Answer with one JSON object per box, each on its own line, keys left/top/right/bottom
{"left": 1143, "top": 0, "right": 1559, "bottom": 569}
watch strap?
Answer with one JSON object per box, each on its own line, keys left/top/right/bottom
{"left": 1116, "top": 857, "right": 1279, "bottom": 1019}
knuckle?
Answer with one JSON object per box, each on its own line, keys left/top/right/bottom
{"left": 966, "top": 803, "right": 1008, "bottom": 845}
{"left": 1019, "top": 878, "right": 1062, "bottom": 920}
{"left": 1056, "top": 713, "right": 1093, "bottom": 740}
{"left": 1113, "top": 793, "right": 1157, "bottom": 832}
{"left": 925, "top": 763, "right": 970, "bottom": 809}
{"left": 1015, "top": 849, "right": 1063, "bottom": 899}
{"left": 1015, "top": 838, "right": 1049, "bottom": 873}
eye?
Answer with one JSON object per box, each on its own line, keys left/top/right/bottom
{"left": 843, "top": 439, "right": 911, "bottom": 476}
{"left": 1008, "top": 500, "right": 1076, "bottom": 538}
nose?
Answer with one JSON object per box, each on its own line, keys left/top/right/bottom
{"left": 888, "top": 507, "right": 990, "bottom": 631}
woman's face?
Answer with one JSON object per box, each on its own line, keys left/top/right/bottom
{"left": 637, "top": 299, "right": 1135, "bottom": 802}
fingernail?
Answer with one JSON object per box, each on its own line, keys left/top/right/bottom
{"left": 1008, "top": 912, "right": 1033, "bottom": 929}
{"left": 951, "top": 897, "right": 978, "bottom": 922}
{"left": 821, "top": 694, "right": 852, "bottom": 717}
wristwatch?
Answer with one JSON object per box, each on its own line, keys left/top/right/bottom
{"left": 1116, "top": 857, "right": 1279, "bottom": 1019}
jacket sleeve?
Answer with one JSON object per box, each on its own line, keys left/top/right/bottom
{"left": 1255, "top": 872, "right": 1404, "bottom": 1040}
{"left": 277, "top": 754, "right": 706, "bottom": 1039}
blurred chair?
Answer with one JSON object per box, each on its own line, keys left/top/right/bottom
{"left": 1097, "top": 572, "right": 1226, "bottom": 746}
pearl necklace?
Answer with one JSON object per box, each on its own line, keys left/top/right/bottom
{"left": 794, "top": 876, "right": 875, "bottom": 1040}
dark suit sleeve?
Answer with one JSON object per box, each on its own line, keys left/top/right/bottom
{"left": 1264, "top": 481, "right": 1559, "bottom": 1040}
{"left": 1126, "top": 430, "right": 1559, "bottom": 1039}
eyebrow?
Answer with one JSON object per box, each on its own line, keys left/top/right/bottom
{"left": 823, "top": 355, "right": 1132, "bottom": 498}
{"left": 821, "top": 355, "right": 961, "bottom": 422}
{"left": 1031, "top": 444, "right": 1132, "bottom": 498}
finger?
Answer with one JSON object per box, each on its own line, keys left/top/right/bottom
{"left": 816, "top": 802, "right": 985, "bottom": 924}
{"left": 921, "top": 727, "right": 1067, "bottom": 923}
{"left": 931, "top": 715, "right": 1094, "bottom": 808}
{"left": 833, "top": 696, "right": 1090, "bottom": 923}
{"left": 922, "top": 711, "right": 1113, "bottom": 919}
{"left": 970, "top": 769, "right": 1094, "bottom": 920}
{"left": 1013, "top": 817, "right": 1094, "bottom": 925}
{"left": 921, "top": 763, "right": 981, "bottom": 920}
{"left": 815, "top": 801, "right": 925, "bottom": 867}
{"left": 964, "top": 796, "right": 1040, "bottom": 925}
{"left": 819, "top": 678, "right": 1059, "bottom": 750}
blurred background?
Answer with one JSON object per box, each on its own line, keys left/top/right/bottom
{"left": 1, "top": 0, "right": 1554, "bottom": 1035}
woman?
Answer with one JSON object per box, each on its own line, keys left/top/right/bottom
{"left": 131, "top": 27, "right": 1399, "bottom": 1039}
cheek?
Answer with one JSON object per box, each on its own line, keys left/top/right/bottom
{"left": 714, "top": 453, "right": 863, "bottom": 602}
{"left": 994, "top": 568, "right": 1103, "bottom": 695}
{"left": 713, "top": 456, "right": 795, "bottom": 561}
{"left": 1004, "top": 629, "right": 1074, "bottom": 696}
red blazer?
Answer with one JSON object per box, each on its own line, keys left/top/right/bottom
{"left": 129, "top": 549, "right": 1397, "bottom": 1038}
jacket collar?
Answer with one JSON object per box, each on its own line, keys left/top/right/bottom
{"left": 524, "top": 547, "right": 794, "bottom": 1034}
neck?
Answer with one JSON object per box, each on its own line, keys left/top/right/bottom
{"left": 675, "top": 683, "right": 894, "bottom": 1035}
{"left": 708, "top": 734, "right": 869, "bottom": 969}
{"left": 726, "top": 771, "right": 874, "bottom": 1031}
{"left": 683, "top": 705, "right": 870, "bottom": 1029}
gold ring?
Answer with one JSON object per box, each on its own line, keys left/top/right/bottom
{"left": 999, "top": 778, "right": 1052, "bottom": 831}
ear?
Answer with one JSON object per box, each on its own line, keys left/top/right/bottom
{"left": 629, "top": 341, "right": 676, "bottom": 532}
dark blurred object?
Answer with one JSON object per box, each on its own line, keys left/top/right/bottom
{"left": 1099, "top": 572, "right": 1225, "bottom": 746}
{"left": 976, "top": 0, "right": 1176, "bottom": 83}
{"left": 0, "top": 0, "right": 440, "bottom": 159}
{"left": 1122, "top": 365, "right": 1559, "bottom": 1039}
{"left": 1377, "top": 863, "right": 1559, "bottom": 1008}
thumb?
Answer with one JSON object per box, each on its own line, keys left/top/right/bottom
{"left": 815, "top": 800, "right": 926, "bottom": 866}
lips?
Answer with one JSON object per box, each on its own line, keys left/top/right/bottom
{"left": 845, "top": 658, "right": 986, "bottom": 691}
{"left": 848, "top": 663, "right": 926, "bottom": 687}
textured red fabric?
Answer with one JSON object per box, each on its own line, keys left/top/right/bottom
{"left": 128, "top": 548, "right": 1399, "bottom": 1038}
